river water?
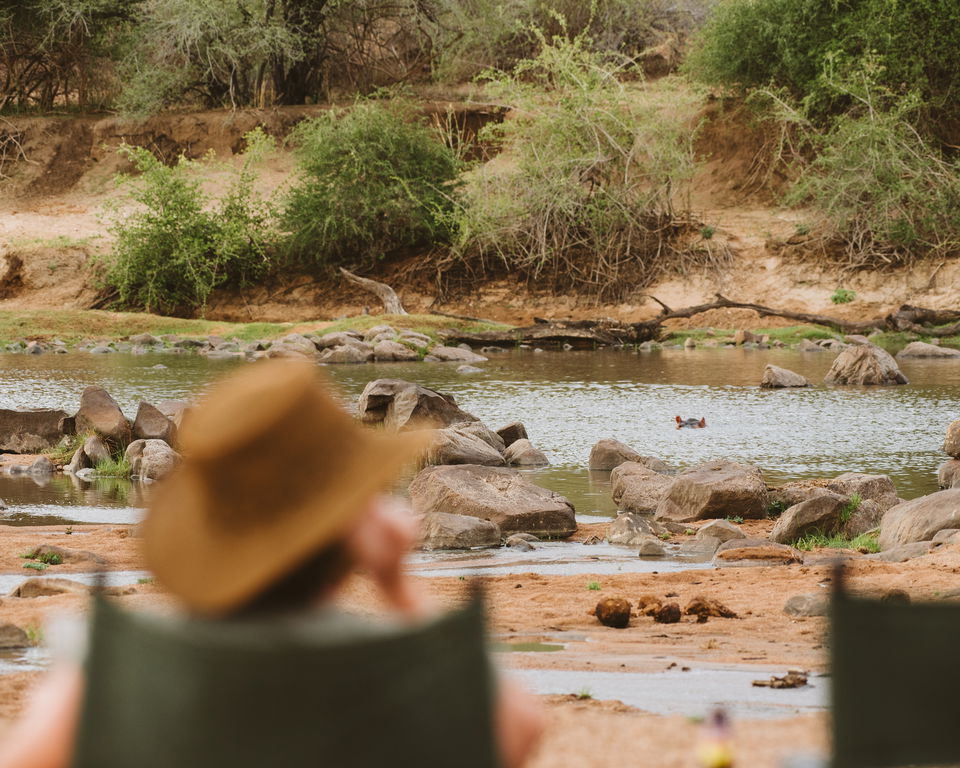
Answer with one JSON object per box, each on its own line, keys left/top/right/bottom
{"left": 0, "top": 346, "right": 957, "bottom": 527}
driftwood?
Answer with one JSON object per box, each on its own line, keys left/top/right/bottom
{"left": 339, "top": 268, "right": 407, "bottom": 315}
{"left": 441, "top": 294, "right": 960, "bottom": 348}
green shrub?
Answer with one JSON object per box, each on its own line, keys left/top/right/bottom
{"left": 453, "top": 33, "right": 715, "bottom": 299}
{"left": 788, "top": 99, "right": 960, "bottom": 266}
{"left": 105, "top": 130, "right": 276, "bottom": 314}
{"left": 831, "top": 288, "right": 856, "bottom": 305}
{"left": 794, "top": 530, "right": 879, "bottom": 553}
{"left": 281, "top": 100, "right": 461, "bottom": 268}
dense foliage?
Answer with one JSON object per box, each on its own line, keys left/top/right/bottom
{"left": 282, "top": 101, "right": 461, "bottom": 267}
{"left": 107, "top": 131, "right": 274, "bottom": 314}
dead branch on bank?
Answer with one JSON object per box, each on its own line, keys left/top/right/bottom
{"left": 440, "top": 295, "right": 960, "bottom": 348}
{"left": 338, "top": 268, "right": 407, "bottom": 315}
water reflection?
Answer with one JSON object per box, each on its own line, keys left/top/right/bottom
{"left": 0, "top": 474, "right": 146, "bottom": 526}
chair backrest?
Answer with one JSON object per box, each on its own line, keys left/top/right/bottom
{"left": 71, "top": 595, "right": 498, "bottom": 768}
{"left": 831, "top": 572, "right": 960, "bottom": 768}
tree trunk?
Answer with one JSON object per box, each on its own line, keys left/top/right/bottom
{"left": 339, "top": 268, "right": 407, "bottom": 315}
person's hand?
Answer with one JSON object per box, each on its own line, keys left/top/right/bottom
{"left": 343, "top": 495, "right": 429, "bottom": 619}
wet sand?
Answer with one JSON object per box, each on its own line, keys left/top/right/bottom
{"left": 2, "top": 519, "right": 958, "bottom": 765}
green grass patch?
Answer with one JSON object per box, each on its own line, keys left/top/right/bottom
{"left": 46, "top": 432, "right": 87, "bottom": 466}
{"left": 315, "top": 314, "right": 510, "bottom": 342}
{"left": 22, "top": 561, "right": 47, "bottom": 571}
{"left": 663, "top": 324, "right": 837, "bottom": 346}
{"left": 586, "top": 581, "right": 602, "bottom": 591}
{"left": 839, "top": 494, "right": 862, "bottom": 525}
{"left": 794, "top": 530, "right": 879, "bottom": 553}
{"left": 94, "top": 455, "right": 132, "bottom": 478}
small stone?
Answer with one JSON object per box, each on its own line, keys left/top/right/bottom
{"left": 505, "top": 534, "right": 536, "bottom": 551}
{"left": 684, "top": 596, "right": 737, "bottom": 620}
{"left": 457, "top": 365, "right": 483, "bottom": 374}
{"left": 595, "top": 597, "right": 632, "bottom": 628}
{"left": 0, "top": 623, "right": 30, "bottom": 648}
{"left": 637, "top": 535, "right": 667, "bottom": 557}
{"left": 783, "top": 593, "right": 828, "bottom": 617}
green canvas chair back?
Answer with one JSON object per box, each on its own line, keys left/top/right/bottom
{"left": 831, "top": 569, "right": 960, "bottom": 768}
{"left": 71, "top": 595, "right": 498, "bottom": 768}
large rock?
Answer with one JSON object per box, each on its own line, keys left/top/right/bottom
{"left": 0, "top": 408, "right": 69, "bottom": 453}
{"left": 425, "top": 345, "right": 487, "bottom": 364}
{"left": 655, "top": 460, "right": 768, "bottom": 523}
{"left": 826, "top": 472, "right": 900, "bottom": 511}
{"left": 768, "top": 480, "right": 834, "bottom": 509}
{"left": 496, "top": 422, "right": 528, "bottom": 448}
{"left": 423, "top": 428, "right": 506, "bottom": 466}
{"left": 714, "top": 538, "right": 803, "bottom": 566}
{"left": 373, "top": 340, "right": 419, "bottom": 362}
{"left": 879, "top": 489, "right": 960, "bottom": 549}
{"left": 125, "top": 439, "right": 180, "bottom": 481}
{"left": 453, "top": 422, "right": 505, "bottom": 453}
{"left": 761, "top": 365, "right": 811, "bottom": 388}
{"left": 0, "top": 624, "right": 29, "bottom": 649}
{"left": 503, "top": 439, "right": 548, "bottom": 467}
{"left": 696, "top": 519, "right": 745, "bottom": 543}
{"left": 418, "top": 512, "right": 501, "bottom": 550}
{"left": 823, "top": 344, "right": 908, "bottom": 386}
{"left": 606, "top": 512, "right": 659, "bottom": 546}
{"left": 155, "top": 400, "right": 190, "bottom": 428}
{"left": 770, "top": 492, "right": 848, "bottom": 544}
{"left": 357, "top": 379, "right": 477, "bottom": 431}
{"left": 867, "top": 542, "right": 934, "bottom": 563}
{"left": 939, "top": 460, "right": 960, "bottom": 489}
{"left": 75, "top": 387, "right": 131, "bottom": 447}
{"left": 82, "top": 435, "right": 111, "bottom": 466}
{"left": 588, "top": 438, "right": 641, "bottom": 470}
{"left": 611, "top": 462, "right": 673, "bottom": 514}
{"left": 409, "top": 465, "right": 576, "bottom": 538}
{"left": 9, "top": 577, "right": 91, "bottom": 598}
{"left": 842, "top": 499, "right": 885, "bottom": 538}
{"left": 316, "top": 331, "right": 363, "bottom": 349}
{"left": 944, "top": 421, "right": 960, "bottom": 458}
{"left": 132, "top": 401, "right": 177, "bottom": 444}
{"left": 896, "top": 341, "right": 960, "bottom": 359}
{"left": 317, "top": 344, "right": 372, "bottom": 364}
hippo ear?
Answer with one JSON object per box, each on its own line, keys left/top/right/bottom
{"left": 698, "top": 417, "right": 707, "bottom": 428}
{"left": 675, "top": 415, "right": 682, "bottom": 424}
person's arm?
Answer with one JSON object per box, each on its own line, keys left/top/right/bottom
{"left": 0, "top": 664, "right": 83, "bottom": 768}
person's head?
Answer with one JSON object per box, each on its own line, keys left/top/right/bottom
{"left": 142, "top": 361, "right": 428, "bottom": 618}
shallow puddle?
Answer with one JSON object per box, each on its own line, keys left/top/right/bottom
{"left": 510, "top": 665, "right": 828, "bottom": 719}
{"left": 0, "top": 646, "right": 51, "bottom": 675}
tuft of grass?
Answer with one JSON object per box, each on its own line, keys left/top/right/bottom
{"left": 766, "top": 500, "right": 786, "bottom": 519}
{"left": 700, "top": 225, "right": 716, "bottom": 240}
{"left": 725, "top": 515, "right": 744, "bottom": 524}
{"left": 839, "top": 493, "right": 862, "bottom": 525}
{"left": 574, "top": 688, "right": 593, "bottom": 700}
{"left": 137, "top": 577, "right": 154, "bottom": 585}
{"left": 794, "top": 530, "right": 880, "bottom": 553}
{"left": 25, "top": 626, "right": 44, "bottom": 646}
{"left": 94, "top": 455, "right": 132, "bottom": 478}
{"left": 831, "top": 288, "right": 856, "bottom": 305}
{"left": 587, "top": 581, "right": 602, "bottom": 591}
{"left": 23, "top": 561, "right": 47, "bottom": 571}
{"left": 46, "top": 432, "right": 88, "bottom": 466}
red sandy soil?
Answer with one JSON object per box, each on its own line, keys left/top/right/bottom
{"left": 2, "top": 519, "right": 958, "bottom": 765}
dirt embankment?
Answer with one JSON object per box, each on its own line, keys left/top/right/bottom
{"left": 1, "top": 89, "right": 957, "bottom": 327}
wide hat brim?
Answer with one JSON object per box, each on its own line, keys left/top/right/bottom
{"left": 142, "top": 361, "right": 429, "bottom": 616}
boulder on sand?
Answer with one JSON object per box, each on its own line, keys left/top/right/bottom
{"left": 418, "top": 512, "right": 501, "bottom": 550}
{"left": 75, "top": 387, "right": 131, "bottom": 447}
{"left": 655, "top": 460, "right": 768, "bottom": 523}
{"left": 611, "top": 462, "right": 673, "bottom": 514}
{"left": 696, "top": 519, "right": 745, "bottom": 543}
{"left": 770, "top": 492, "right": 848, "bottom": 544}
{"left": 761, "top": 365, "right": 811, "bottom": 388}
{"left": 409, "top": 464, "right": 576, "bottom": 538}
{"left": 878, "top": 489, "right": 960, "bottom": 549}
{"left": 713, "top": 538, "right": 803, "bottom": 566}
{"left": 823, "top": 344, "right": 908, "bottom": 386}
{"left": 0, "top": 408, "right": 69, "bottom": 453}
{"left": 357, "top": 379, "right": 478, "bottom": 431}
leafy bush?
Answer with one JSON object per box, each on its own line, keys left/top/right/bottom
{"left": 106, "top": 130, "right": 276, "bottom": 314}
{"left": 831, "top": 288, "right": 856, "bottom": 305}
{"left": 452, "top": 34, "right": 719, "bottom": 298}
{"left": 687, "top": 0, "right": 960, "bottom": 135}
{"left": 281, "top": 100, "right": 461, "bottom": 268}
{"left": 788, "top": 97, "right": 960, "bottom": 266}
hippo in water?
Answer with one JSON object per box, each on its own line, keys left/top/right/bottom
{"left": 675, "top": 416, "right": 707, "bottom": 429}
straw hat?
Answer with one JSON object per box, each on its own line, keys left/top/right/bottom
{"left": 143, "top": 360, "right": 428, "bottom": 615}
